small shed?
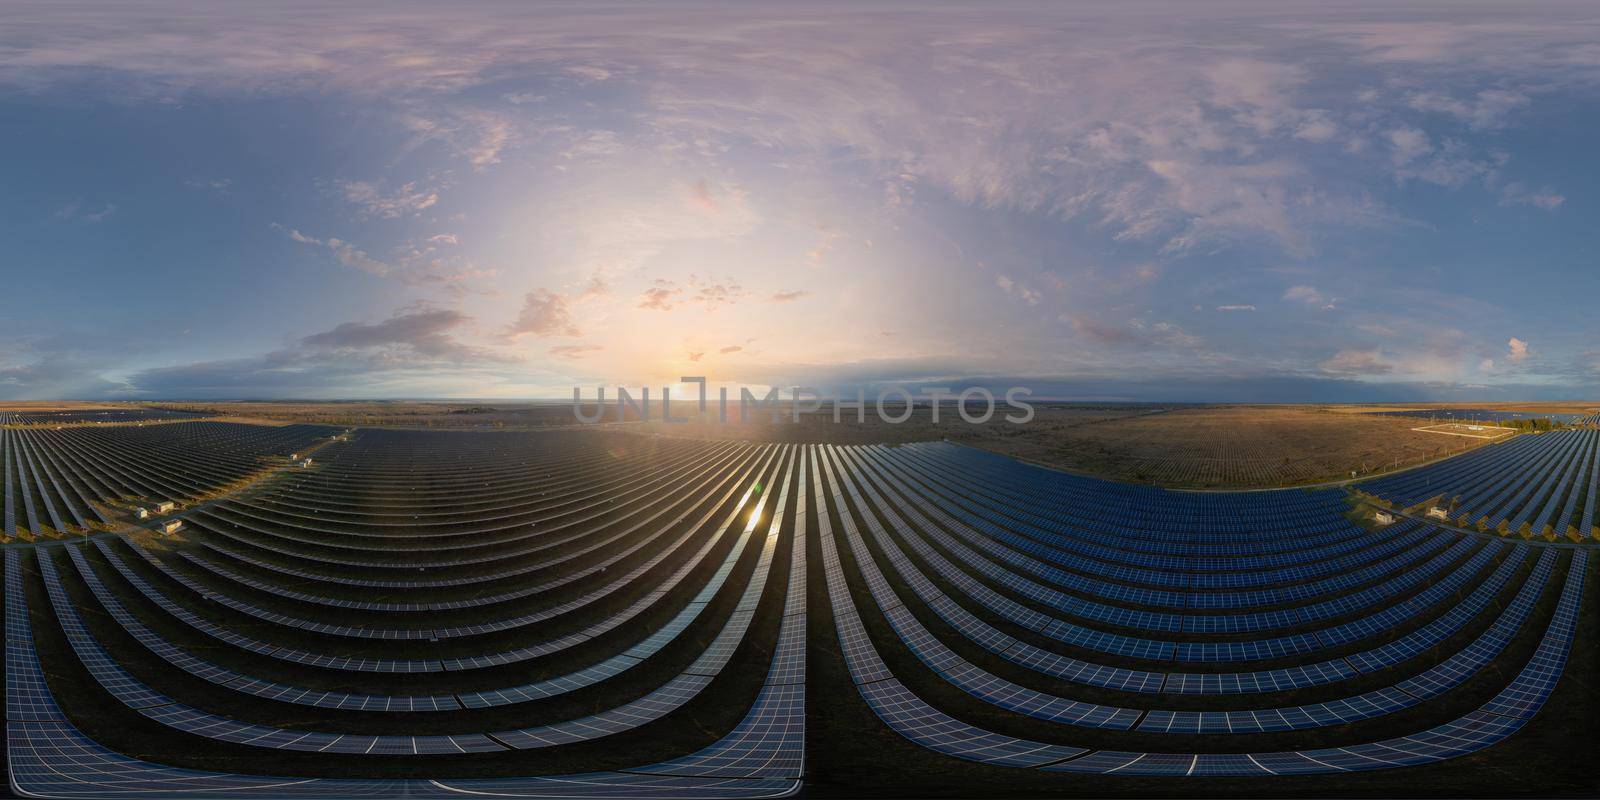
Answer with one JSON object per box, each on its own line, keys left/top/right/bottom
{"left": 289, "top": 453, "right": 299, "bottom": 460}
{"left": 156, "top": 519, "right": 183, "bottom": 535}
{"left": 1374, "top": 510, "right": 1396, "bottom": 526}
{"left": 1426, "top": 506, "right": 1449, "bottom": 521}
{"left": 154, "top": 501, "right": 176, "bottom": 514}
{"left": 134, "top": 508, "right": 150, "bottom": 520}
{"left": 300, "top": 458, "right": 314, "bottom": 468}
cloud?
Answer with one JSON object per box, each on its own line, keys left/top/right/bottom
{"left": 506, "top": 289, "right": 580, "bottom": 338}
{"left": 1142, "top": 158, "right": 1309, "bottom": 255}
{"left": 564, "top": 64, "right": 612, "bottom": 82}
{"left": 1216, "top": 304, "right": 1257, "bottom": 312}
{"left": 1063, "top": 315, "right": 1143, "bottom": 347}
{"left": 719, "top": 345, "right": 743, "bottom": 355}
{"left": 638, "top": 279, "right": 682, "bottom": 311}
{"left": 121, "top": 305, "right": 517, "bottom": 398}
{"left": 688, "top": 275, "right": 745, "bottom": 310}
{"left": 0, "top": 358, "right": 126, "bottom": 399}
{"left": 1129, "top": 318, "right": 1202, "bottom": 349}
{"left": 687, "top": 351, "right": 704, "bottom": 362}
{"left": 1292, "top": 113, "right": 1338, "bottom": 142}
{"left": 0, "top": 2, "right": 1568, "bottom": 267}
{"left": 1203, "top": 58, "right": 1307, "bottom": 134}
{"left": 52, "top": 199, "right": 82, "bottom": 220}
{"left": 638, "top": 275, "right": 745, "bottom": 311}
{"left": 1387, "top": 127, "right": 1432, "bottom": 165}
{"left": 549, "top": 344, "right": 601, "bottom": 359}
{"left": 2, "top": 3, "right": 1593, "bottom": 399}
{"left": 562, "top": 129, "right": 623, "bottom": 159}
{"left": 1320, "top": 348, "right": 1394, "bottom": 376}
{"left": 575, "top": 276, "right": 609, "bottom": 300}
{"left": 273, "top": 224, "right": 390, "bottom": 276}
{"left": 184, "top": 178, "right": 232, "bottom": 191}
{"left": 301, "top": 306, "right": 501, "bottom": 361}
{"left": 1499, "top": 182, "right": 1564, "bottom": 210}
{"left": 1406, "top": 89, "right": 1530, "bottom": 130}
{"left": 324, "top": 239, "right": 389, "bottom": 276}
{"left": 1392, "top": 138, "right": 1495, "bottom": 188}
{"left": 996, "top": 275, "right": 1042, "bottom": 305}
{"left": 338, "top": 180, "right": 439, "bottom": 219}
{"left": 769, "top": 290, "right": 809, "bottom": 303}
{"left": 52, "top": 199, "right": 116, "bottom": 223}
{"left": 1283, "top": 285, "right": 1337, "bottom": 309}
{"left": 403, "top": 109, "right": 515, "bottom": 169}
{"left": 687, "top": 179, "right": 719, "bottom": 213}
{"left": 391, "top": 237, "right": 498, "bottom": 292}
{"left": 1062, "top": 315, "right": 1201, "bottom": 351}
{"left": 806, "top": 225, "right": 844, "bottom": 266}
{"left": 1507, "top": 337, "right": 1531, "bottom": 363}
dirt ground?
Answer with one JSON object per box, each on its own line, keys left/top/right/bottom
{"left": 1323, "top": 401, "right": 1600, "bottom": 415}
{"left": 968, "top": 405, "right": 1502, "bottom": 488}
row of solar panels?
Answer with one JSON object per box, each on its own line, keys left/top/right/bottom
{"left": 3, "top": 427, "right": 1586, "bottom": 796}
{"left": 244, "top": 434, "right": 742, "bottom": 533}
{"left": 917, "top": 442, "right": 1352, "bottom": 530}
{"left": 832, "top": 445, "right": 1501, "bottom": 656}
{"left": 3, "top": 508, "right": 807, "bottom": 797}
{"left": 0, "top": 408, "right": 201, "bottom": 425}
{"left": 814, "top": 442, "right": 1588, "bottom": 776}
{"left": 146, "top": 439, "right": 1479, "bottom": 661}
{"left": 200, "top": 440, "right": 753, "bottom": 553}
{"left": 142, "top": 436, "right": 1516, "bottom": 681}
{"left": 0, "top": 422, "right": 329, "bottom": 539}
{"left": 79, "top": 445, "right": 791, "bottom": 682}
{"left": 4, "top": 442, "right": 810, "bottom": 793}
{"left": 834, "top": 444, "right": 1557, "bottom": 734}
{"left": 1361, "top": 429, "right": 1599, "bottom": 538}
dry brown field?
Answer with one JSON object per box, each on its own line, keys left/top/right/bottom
{"left": 969, "top": 405, "right": 1503, "bottom": 488}
{"left": 1325, "top": 401, "right": 1600, "bottom": 414}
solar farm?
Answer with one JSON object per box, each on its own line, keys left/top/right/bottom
{"left": 1, "top": 415, "right": 1595, "bottom": 798}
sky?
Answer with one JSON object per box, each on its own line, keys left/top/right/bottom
{"left": 1, "top": 1, "right": 1597, "bottom": 402}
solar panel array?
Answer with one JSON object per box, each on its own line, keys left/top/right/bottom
{"left": 0, "top": 421, "right": 328, "bottom": 540}
{"left": 0, "top": 408, "right": 204, "bottom": 426}
{"left": 0, "top": 423, "right": 1591, "bottom": 797}
{"left": 3, "top": 428, "right": 808, "bottom": 797}
{"left": 816, "top": 442, "right": 1590, "bottom": 778}
{"left": 1359, "top": 429, "right": 1600, "bottom": 539}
